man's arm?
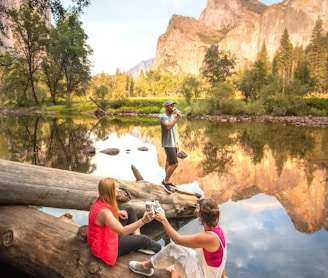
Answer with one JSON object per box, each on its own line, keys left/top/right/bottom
{"left": 163, "top": 113, "right": 181, "bottom": 130}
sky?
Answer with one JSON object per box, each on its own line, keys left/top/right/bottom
{"left": 61, "top": 0, "right": 282, "bottom": 75}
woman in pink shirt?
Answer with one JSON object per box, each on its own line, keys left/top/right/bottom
{"left": 88, "top": 178, "right": 161, "bottom": 266}
{"left": 129, "top": 198, "right": 227, "bottom": 278}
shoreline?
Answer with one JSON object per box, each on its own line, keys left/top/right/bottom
{"left": 1, "top": 107, "right": 328, "bottom": 128}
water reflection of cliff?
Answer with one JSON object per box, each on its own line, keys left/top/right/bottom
{"left": 156, "top": 120, "right": 328, "bottom": 234}
{"left": 1, "top": 115, "right": 327, "bottom": 234}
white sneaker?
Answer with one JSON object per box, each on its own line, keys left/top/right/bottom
{"left": 129, "top": 261, "right": 154, "bottom": 277}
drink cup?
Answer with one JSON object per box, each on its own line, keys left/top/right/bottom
{"left": 145, "top": 201, "right": 155, "bottom": 213}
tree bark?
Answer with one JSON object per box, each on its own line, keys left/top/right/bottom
{"left": 0, "top": 205, "right": 170, "bottom": 278}
{"left": 0, "top": 159, "right": 200, "bottom": 219}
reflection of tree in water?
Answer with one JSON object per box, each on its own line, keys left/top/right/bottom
{"left": 185, "top": 121, "right": 237, "bottom": 175}
{"left": 4, "top": 116, "right": 94, "bottom": 172}
{"left": 202, "top": 141, "right": 234, "bottom": 175}
{"left": 237, "top": 123, "right": 316, "bottom": 181}
{"left": 183, "top": 120, "right": 325, "bottom": 184}
{"left": 2, "top": 115, "right": 328, "bottom": 184}
{"left": 239, "top": 126, "right": 266, "bottom": 164}
{"left": 3, "top": 116, "right": 43, "bottom": 164}
{"left": 92, "top": 116, "right": 159, "bottom": 142}
{"left": 301, "top": 128, "right": 328, "bottom": 185}
{"left": 47, "top": 117, "right": 94, "bottom": 172}
{"left": 178, "top": 120, "right": 204, "bottom": 153}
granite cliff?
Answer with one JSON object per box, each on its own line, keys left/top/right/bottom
{"left": 0, "top": 0, "right": 20, "bottom": 48}
{"left": 153, "top": 0, "right": 328, "bottom": 75}
{"left": 0, "top": 0, "right": 50, "bottom": 49}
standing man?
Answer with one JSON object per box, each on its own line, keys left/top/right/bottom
{"left": 160, "top": 100, "right": 182, "bottom": 194}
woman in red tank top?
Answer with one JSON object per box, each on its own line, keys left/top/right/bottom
{"left": 87, "top": 178, "right": 161, "bottom": 267}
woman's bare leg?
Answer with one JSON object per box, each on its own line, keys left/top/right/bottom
{"left": 170, "top": 269, "right": 179, "bottom": 278}
{"left": 138, "top": 260, "right": 153, "bottom": 269}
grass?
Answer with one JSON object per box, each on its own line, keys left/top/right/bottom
{"left": 3, "top": 95, "right": 328, "bottom": 117}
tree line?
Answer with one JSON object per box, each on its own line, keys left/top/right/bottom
{"left": 91, "top": 17, "right": 328, "bottom": 116}
{"left": 0, "top": 1, "right": 327, "bottom": 116}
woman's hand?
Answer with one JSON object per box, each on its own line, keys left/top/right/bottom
{"left": 142, "top": 211, "right": 155, "bottom": 223}
{"left": 155, "top": 210, "right": 167, "bottom": 223}
{"left": 118, "top": 210, "right": 128, "bottom": 220}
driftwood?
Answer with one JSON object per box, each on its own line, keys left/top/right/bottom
{"left": 89, "top": 97, "right": 107, "bottom": 118}
{"left": 0, "top": 205, "right": 171, "bottom": 278}
{"left": 0, "top": 159, "right": 200, "bottom": 219}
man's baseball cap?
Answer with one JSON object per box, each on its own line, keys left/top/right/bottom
{"left": 164, "top": 100, "right": 176, "bottom": 107}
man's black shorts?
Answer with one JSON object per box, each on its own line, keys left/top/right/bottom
{"left": 164, "top": 147, "right": 178, "bottom": 165}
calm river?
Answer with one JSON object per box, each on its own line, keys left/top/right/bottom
{"left": 0, "top": 113, "right": 327, "bottom": 278}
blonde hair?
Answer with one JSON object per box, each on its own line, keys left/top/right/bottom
{"left": 98, "top": 178, "right": 119, "bottom": 218}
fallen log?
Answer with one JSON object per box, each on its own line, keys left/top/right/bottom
{"left": 0, "top": 205, "right": 171, "bottom": 278}
{"left": 0, "top": 159, "right": 200, "bottom": 218}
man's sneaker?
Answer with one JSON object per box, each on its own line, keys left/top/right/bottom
{"left": 137, "top": 249, "right": 156, "bottom": 255}
{"left": 166, "top": 182, "right": 177, "bottom": 188}
{"left": 161, "top": 180, "right": 174, "bottom": 194}
{"left": 129, "top": 261, "right": 154, "bottom": 277}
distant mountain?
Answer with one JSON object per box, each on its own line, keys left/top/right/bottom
{"left": 153, "top": 0, "right": 328, "bottom": 75}
{"left": 126, "top": 58, "right": 154, "bottom": 79}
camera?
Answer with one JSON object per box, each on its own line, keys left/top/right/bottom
{"left": 145, "top": 200, "right": 164, "bottom": 214}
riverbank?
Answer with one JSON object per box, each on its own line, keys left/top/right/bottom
{"left": 193, "top": 114, "right": 328, "bottom": 128}
{"left": 1, "top": 106, "right": 328, "bottom": 128}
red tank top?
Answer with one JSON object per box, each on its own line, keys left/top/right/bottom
{"left": 203, "top": 226, "right": 226, "bottom": 267}
{"left": 87, "top": 199, "right": 118, "bottom": 265}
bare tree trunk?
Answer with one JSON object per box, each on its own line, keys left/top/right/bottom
{"left": 0, "top": 159, "right": 200, "bottom": 219}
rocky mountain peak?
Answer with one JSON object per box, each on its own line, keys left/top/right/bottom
{"left": 153, "top": 0, "right": 328, "bottom": 76}
{"left": 153, "top": 14, "right": 224, "bottom": 75}
{"left": 199, "top": 0, "right": 266, "bottom": 31}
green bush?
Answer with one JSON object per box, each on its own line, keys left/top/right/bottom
{"left": 6, "top": 94, "right": 328, "bottom": 117}
{"left": 221, "top": 99, "right": 246, "bottom": 115}
{"left": 306, "top": 107, "right": 327, "bottom": 116}
{"left": 244, "top": 100, "right": 267, "bottom": 115}
{"left": 305, "top": 98, "right": 328, "bottom": 112}
{"left": 191, "top": 99, "right": 213, "bottom": 115}
{"left": 136, "top": 106, "right": 161, "bottom": 114}
{"left": 116, "top": 106, "right": 136, "bottom": 113}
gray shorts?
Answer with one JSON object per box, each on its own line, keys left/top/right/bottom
{"left": 164, "top": 147, "right": 178, "bottom": 165}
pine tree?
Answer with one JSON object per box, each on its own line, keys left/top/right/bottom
{"left": 256, "top": 43, "right": 271, "bottom": 74}
{"left": 201, "top": 44, "right": 235, "bottom": 85}
{"left": 275, "top": 28, "right": 294, "bottom": 95}
{"left": 293, "top": 46, "right": 315, "bottom": 89}
{"left": 307, "top": 17, "right": 327, "bottom": 92}
{"left": 237, "top": 43, "right": 271, "bottom": 101}
{"left": 202, "top": 45, "right": 219, "bottom": 84}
